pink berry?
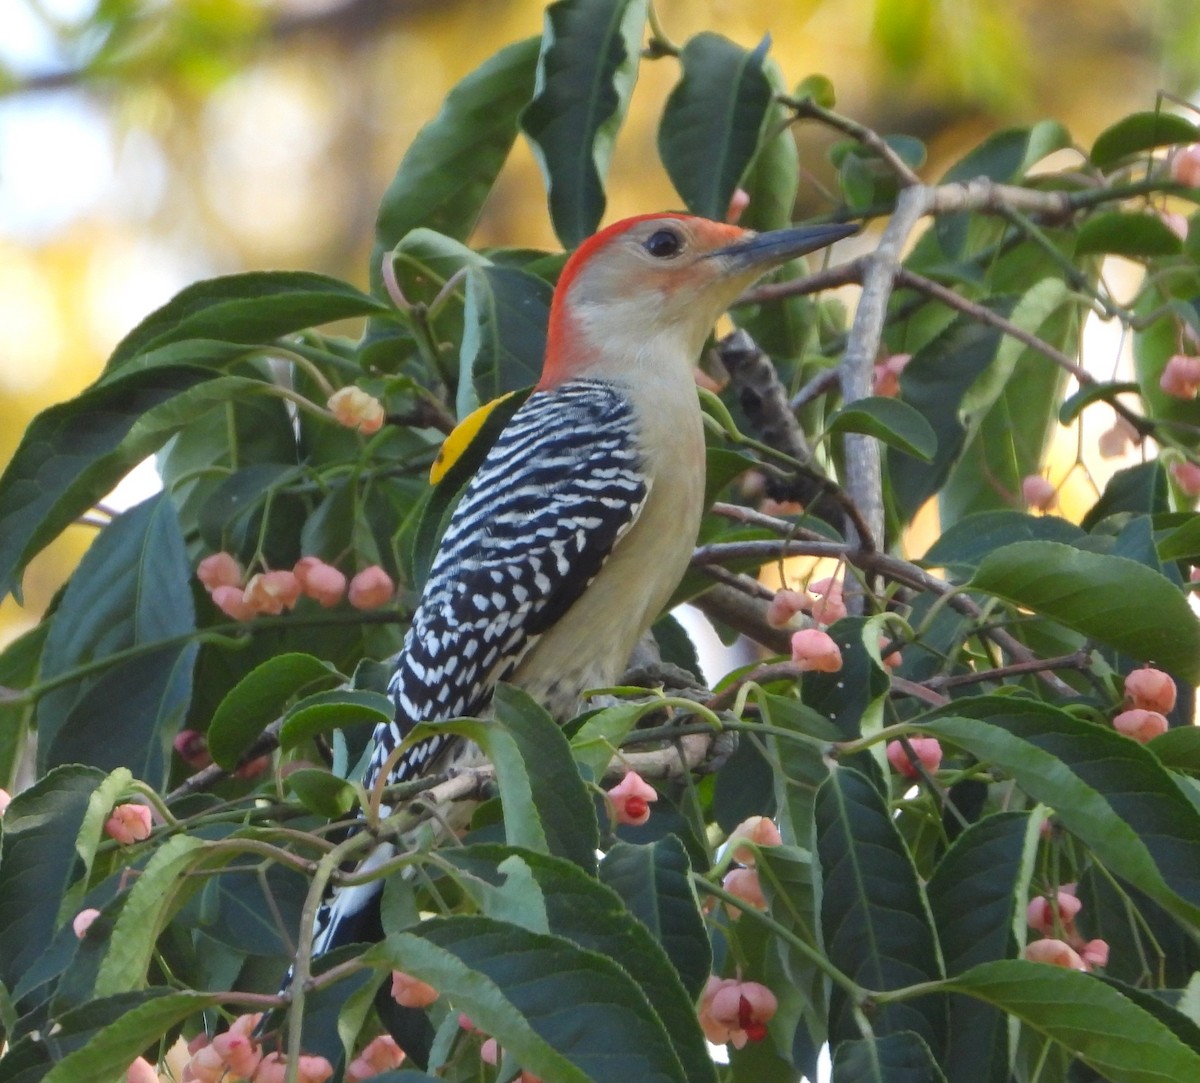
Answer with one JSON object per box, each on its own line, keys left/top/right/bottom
{"left": 196, "top": 551, "right": 243, "bottom": 591}
{"left": 103, "top": 803, "right": 153, "bottom": 844}
{"left": 328, "top": 387, "right": 386, "bottom": 434}
{"left": 1113, "top": 708, "right": 1168, "bottom": 743}
{"left": 1023, "top": 937, "right": 1087, "bottom": 970}
{"left": 1021, "top": 475, "right": 1056, "bottom": 512}
{"left": 1124, "top": 667, "right": 1176, "bottom": 714}
{"left": 1171, "top": 460, "right": 1200, "bottom": 497}
{"left": 1159, "top": 354, "right": 1200, "bottom": 399}
{"left": 790, "top": 628, "right": 843, "bottom": 672}
{"left": 1171, "top": 145, "right": 1200, "bottom": 188}
{"left": 390, "top": 970, "right": 439, "bottom": 1008}
{"left": 606, "top": 771, "right": 658, "bottom": 826}
{"left": 294, "top": 557, "right": 348, "bottom": 607}
{"left": 886, "top": 737, "right": 943, "bottom": 780}
{"left": 348, "top": 566, "right": 395, "bottom": 610}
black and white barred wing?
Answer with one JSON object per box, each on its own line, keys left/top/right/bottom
{"left": 364, "top": 378, "right": 648, "bottom": 791}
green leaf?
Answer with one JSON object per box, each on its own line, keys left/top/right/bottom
{"left": 486, "top": 685, "right": 597, "bottom": 870}
{"left": 40, "top": 991, "right": 221, "bottom": 1083}
{"left": 737, "top": 63, "right": 800, "bottom": 234}
{"left": 922, "top": 511, "right": 1085, "bottom": 576}
{"left": 1082, "top": 462, "right": 1169, "bottom": 530}
{"left": 944, "top": 959, "right": 1200, "bottom": 1082}
{"left": 520, "top": 0, "right": 650, "bottom": 246}
{"left": 1076, "top": 212, "right": 1184, "bottom": 258}
{"left": 923, "top": 702, "right": 1200, "bottom": 925}
{"left": 887, "top": 308, "right": 1009, "bottom": 524}
{"left": 758, "top": 693, "right": 835, "bottom": 848}
{"left": 178, "top": 860, "right": 307, "bottom": 956}
{"left": 599, "top": 838, "right": 711, "bottom": 1001}
{"left": 278, "top": 689, "right": 395, "bottom": 752}
{"left": 105, "top": 271, "right": 389, "bottom": 372}
{"left": 927, "top": 812, "right": 1039, "bottom": 1083}
{"left": 1157, "top": 512, "right": 1200, "bottom": 561}
{"left": 62, "top": 767, "right": 135, "bottom": 922}
{"left": 414, "top": 685, "right": 598, "bottom": 870}
{"left": 658, "top": 33, "right": 773, "bottom": 220}
{"left": 94, "top": 835, "right": 209, "bottom": 995}
{"left": 447, "top": 845, "right": 716, "bottom": 1083}
{"left": 816, "top": 767, "right": 943, "bottom": 1047}
{"left": 0, "top": 765, "right": 105, "bottom": 992}
{"left": 1090, "top": 111, "right": 1199, "bottom": 170}
{"left": 0, "top": 365, "right": 270, "bottom": 600}
{"left": 1148, "top": 726, "right": 1200, "bottom": 774}
{"left": 1058, "top": 380, "right": 1141, "bottom": 425}
{"left": 941, "top": 280, "right": 1075, "bottom": 526}
{"left": 284, "top": 768, "right": 358, "bottom": 818}
{"left": 831, "top": 1030, "right": 947, "bottom": 1083}
{"left": 370, "top": 36, "right": 540, "bottom": 290}
{"left": 457, "top": 264, "right": 550, "bottom": 417}
{"left": 37, "top": 494, "right": 197, "bottom": 785}
{"left": 826, "top": 396, "right": 937, "bottom": 462}
{"left": 970, "top": 540, "right": 1200, "bottom": 681}
{"left": 569, "top": 700, "right": 648, "bottom": 781}
{"left": 372, "top": 915, "right": 688, "bottom": 1083}
{"left": 794, "top": 73, "right": 836, "bottom": 108}
{"left": 207, "top": 652, "right": 341, "bottom": 769}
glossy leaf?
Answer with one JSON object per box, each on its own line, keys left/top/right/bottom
{"left": 207, "top": 652, "right": 341, "bottom": 769}
{"left": 370, "top": 36, "right": 540, "bottom": 287}
{"left": 970, "top": 540, "right": 1200, "bottom": 681}
{"left": 941, "top": 280, "right": 1074, "bottom": 526}
{"left": 457, "top": 264, "right": 550, "bottom": 417}
{"left": 922, "top": 510, "right": 1084, "bottom": 575}
{"left": 278, "top": 689, "right": 395, "bottom": 752}
{"left": 94, "top": 835, "right": 208, "bottom": 995}
{"left": 927, "top": 812, "right": 1038, "bottom": 1083}
{"left": 599, "top": 838, "right": 711, "bottom": 1001}
{"left": 36, "top": 493, "right": 196, "bottom": 784}
{"left": 736, "top": 61, "right": 800, "bottom": 233}
{"left": 831, "top": 1031, "right": 946, "bottom": 1083}
{"left": 1075, "top": 212, "right": 1184, "bottom": 258}
{"left": 104, "top": 272, "right": 389, "bottom": 373}
{"left": 37, "top": 991, "right": 220, "bottom": 1083}
{"left": 888, "top": 309, "right": 1009, "bottom": 523}
{"left": 924, "top": 703, "right": 1200, "bottom": 924}
{"left": 1082, "top": 461, "right": 1169, "bottom": 531}
{"left": 826, "top": 395, "right": 936, "bottom": 462}
{"left": 945, "top": 959, "right": 1200, "bottom": 1082}
{"left": 372, "top": 915, "right": 688, "bottom": 1083}
{"left": 658, "top": 33, "right": 773, "bottom": 220}
{"left": 447, "top": 844, "right": 716, "bottom": 1083}
{"left": 413, "top": 684, "right": 598, "bottom": 870}
{"left": 816, "top": 767, "right": 943, "bottom": 1047}
{"left": 0, "top": 765, "right": 105, "bottom": 992}
{"left": 521, "top": 0, "right": 649, "bottom": 246}
{"left": 0, "top": 366, "right": 267, "bottom": 600}
{"left": 1090, "top": 111, "right": 1199, "bottom": 170}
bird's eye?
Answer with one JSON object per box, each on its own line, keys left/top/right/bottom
{"left": 643, "top": 228, "right": 683, "bottom": 258}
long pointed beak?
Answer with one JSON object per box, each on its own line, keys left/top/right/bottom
{"left": 712, "top": 222, "right": 858, "bottom": 270}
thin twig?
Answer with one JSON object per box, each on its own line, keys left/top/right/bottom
{"left": 782, "top": 95, "right": 922, "bottom": 188}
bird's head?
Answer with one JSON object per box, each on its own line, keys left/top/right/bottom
{"left": 540, "top": 213, "right": 855, "bottom": 388}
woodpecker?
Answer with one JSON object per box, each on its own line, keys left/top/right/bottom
{"left": 307, "top": 212, "right": 854, "bottom": 961}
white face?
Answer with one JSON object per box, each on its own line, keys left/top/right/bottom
{"left": 571, "top": 217, "right": 756, "bottom": 317}
{"left": 562, "top": 216, "right": 770, "bottom": 365}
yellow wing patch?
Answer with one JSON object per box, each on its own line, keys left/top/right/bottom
{"left": 430, "top": 391, "right": 519, "bottom": 485}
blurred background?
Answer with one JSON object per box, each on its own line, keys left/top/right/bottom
{"left": 3, "top": 0, "right": 1199, "bottom": 647}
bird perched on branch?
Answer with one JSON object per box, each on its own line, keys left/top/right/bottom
{"left": 306, "top": 212, "right": 855, "bottom": 962}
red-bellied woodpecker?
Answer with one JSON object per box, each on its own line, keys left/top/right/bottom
{"left": 306, "top": 212, "right": 854, "bottom": 960}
